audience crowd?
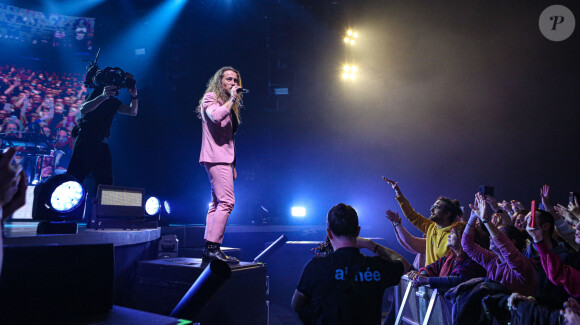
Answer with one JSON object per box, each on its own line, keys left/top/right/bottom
{"left": 0, "top": 65, "right": 82, "bottom": 179}
{"left": 293, "top": 177, "right": 580, "bottom": 324}
{"left": 381, "top": 179, "right": 580, "bottom": 324}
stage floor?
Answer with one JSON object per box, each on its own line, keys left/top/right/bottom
{"left": 3, "top": 221, "right": 161, "bottom": 247}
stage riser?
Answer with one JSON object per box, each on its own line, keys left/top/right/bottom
{"left": 133, "top": 258, "right": 268, "bottom": 325}
{"left": 161, "top": 225, "right": 327, "bottom": 261}
{"left": 179, "top": 247, "right": 241, "bottom": 259}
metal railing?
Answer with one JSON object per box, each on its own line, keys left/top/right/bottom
{"left": 393, "top": 275, "right": 452, "bottom": 325}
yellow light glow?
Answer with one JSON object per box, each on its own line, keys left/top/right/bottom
{"left": 349, "top": 73, "right": 356, "bottom": 80}
{"left": 353, "top": 32, "right": 358, "bottom": 38}
{"left": 344, "top": 37, "right": 350, "bottom": 43}
{"left": 347, "top": 30, "right": 353, "bottom": 36}
{"left": 351, "top": 66, "right": 357, "bottom": 72}
{"left": 342, "top": 73, "right": 349, "bottom": 79}
{"left": 349, "top": 40, "right": 355, "bottom": 45}
{"left": 344, "top": 65, "right": 350, "bottom": 71}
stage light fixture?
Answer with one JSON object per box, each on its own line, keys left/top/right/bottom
{"left": 344, "top": 30, "right": 358, "bottom": 45}
{"left": 51, "top": 181, "right": 84, "bottom": 212}
{"left": 32, "top": 174, "right": 87, "bottom": 234}
{"left": 291, "top": 206, "right": 306, "bottom": 217}
{"left": 163, "top": 200, "right": 171, "bottom": 215}
{"left": 89, "top": 185, "right": 158, "bottom": 229}
{"left": 145, "top": 196, "right": 161, "bottom": 216}
{"left": 157, "top": 200, "right": 172, "bottom": 227}
{"left": 342, "top": 65, "right": 357, "bottom": 80}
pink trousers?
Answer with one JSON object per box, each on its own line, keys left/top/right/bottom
{"left": 203, "top": 163, "right": 235, "bottom": 244}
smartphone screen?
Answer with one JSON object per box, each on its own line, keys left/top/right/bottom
{"left": 570, "top": 192, "right": 580, "bottom": 204}
{"left": 479, "top": 185, "right": 494, "bottom": 197}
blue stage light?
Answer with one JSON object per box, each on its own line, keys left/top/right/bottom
{"left": 108, "top": 0, "right": 189, "bottom": 75}
{"left": 145, "top": 197, "right": 161, "bottom": 216}
{"left": 51, "top": 181, "right": 85, "bottom": 213}
{"left": 164, "top": 201, "right": 171, "bottom": 215}
{"left": 40, "top": 0, "right": 105, "bottom": 17}
{"left": 32, "top": 174, "right": 87, "bottom": 234}
{"left": 291, "top": 206, "right": 306, "bottom": 217}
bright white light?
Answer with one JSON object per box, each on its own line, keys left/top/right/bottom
{"left": 353, "top": 32, "right": 358, "bottom": 38}
{"left": 347, "top": 30, "right": 353, "bottom": 36}
{"left": 349, "top": 73, "right": 356, "bottom": 80}
{"left": 342, "top": 73, "right": 349, "bottom": 79}
{"left": 163, "top": 201, "right": 171, "bottom": 214}
{"left": 344, "top": 65, "right": 350, "bottom": 71}
{"left": 32, "top": 179, "right": 39, "bottom": 185}
{"left": 51, "top": 181, "right": 84, "bottom": 213}
{"left": 291, "top": 206, "right": 306, "bottom": 217}
{"left": 351, "top": 66, "right": 358, "bottom": 72}
{"left": 349, "top": 40, "right": 355, "bottom": 45}
{"left": 344, "top": 37, "right": 350, "bottom": 43}
{"left": 145, "top": 197, "right": 161, "bottom": 215}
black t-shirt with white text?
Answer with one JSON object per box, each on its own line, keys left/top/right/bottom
{"left": 296, "top": 247, "right": 404, "bottom": 325}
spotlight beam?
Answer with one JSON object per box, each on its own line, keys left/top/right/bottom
{"left": 108, "top": 0, "right": 189, "bottom": 73}
{"left": 40, "top": 0, "right": 105, "bottom": 16}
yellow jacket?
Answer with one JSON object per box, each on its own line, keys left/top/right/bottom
{"left": 396, "top": 195, "right": 452, "bottom": 265}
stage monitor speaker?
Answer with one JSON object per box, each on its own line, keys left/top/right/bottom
{"left": 0, "top": 243, "right": 114, "bottom": 322}
{"left": 134, "top": 258, "right": 267, "bottom": 325}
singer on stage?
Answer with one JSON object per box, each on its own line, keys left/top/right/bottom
{"left": 197, "top": 66, "right": 243, "bottom": 264}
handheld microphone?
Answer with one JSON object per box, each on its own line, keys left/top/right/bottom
{"left": 236, "top": 88, "right": 250, "bottom": 94}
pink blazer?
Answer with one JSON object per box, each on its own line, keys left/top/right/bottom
{"left": 199, "top": 92, "right": 235, "bottom": 165}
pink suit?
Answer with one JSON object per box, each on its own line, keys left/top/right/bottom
{"left": 199, "top": 92, "right": 236, "bottom": 244}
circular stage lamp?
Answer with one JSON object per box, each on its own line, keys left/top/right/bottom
{"left": 163, "top": 200, "right": 171, "bottom": 215}
{"left": 155, "top": 199, "right": 172, "bottom": 227}
{"left": 51, "top": 181, "right": 85, "bottom": 213}
{"left": 32, "top": 174, "right": 87, "bottom": 234}
{"left": 145, "top": 197, "right": 161, "bottom": 216}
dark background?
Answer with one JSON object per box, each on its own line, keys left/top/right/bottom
{"left": 2, "top": 0, "right": 579, "bottom": 244}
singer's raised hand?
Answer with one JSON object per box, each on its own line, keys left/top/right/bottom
{"left": 230, "top": 85, "right": 241, "bottom": 99}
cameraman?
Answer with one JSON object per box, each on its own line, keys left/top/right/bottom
{"left": 67, "top": 82, "right": 138, "bottom": 189}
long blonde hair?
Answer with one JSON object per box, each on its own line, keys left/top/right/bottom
{"left": 196, "top": 66, "right": 242, "bottom": 123}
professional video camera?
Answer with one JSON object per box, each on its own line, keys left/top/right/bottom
{"left": 84, "top": 48, "right": 136, "bottom": 91}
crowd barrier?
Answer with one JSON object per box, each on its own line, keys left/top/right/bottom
{"left": 392, "top": 275, "right": 452, "bottom": 325}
